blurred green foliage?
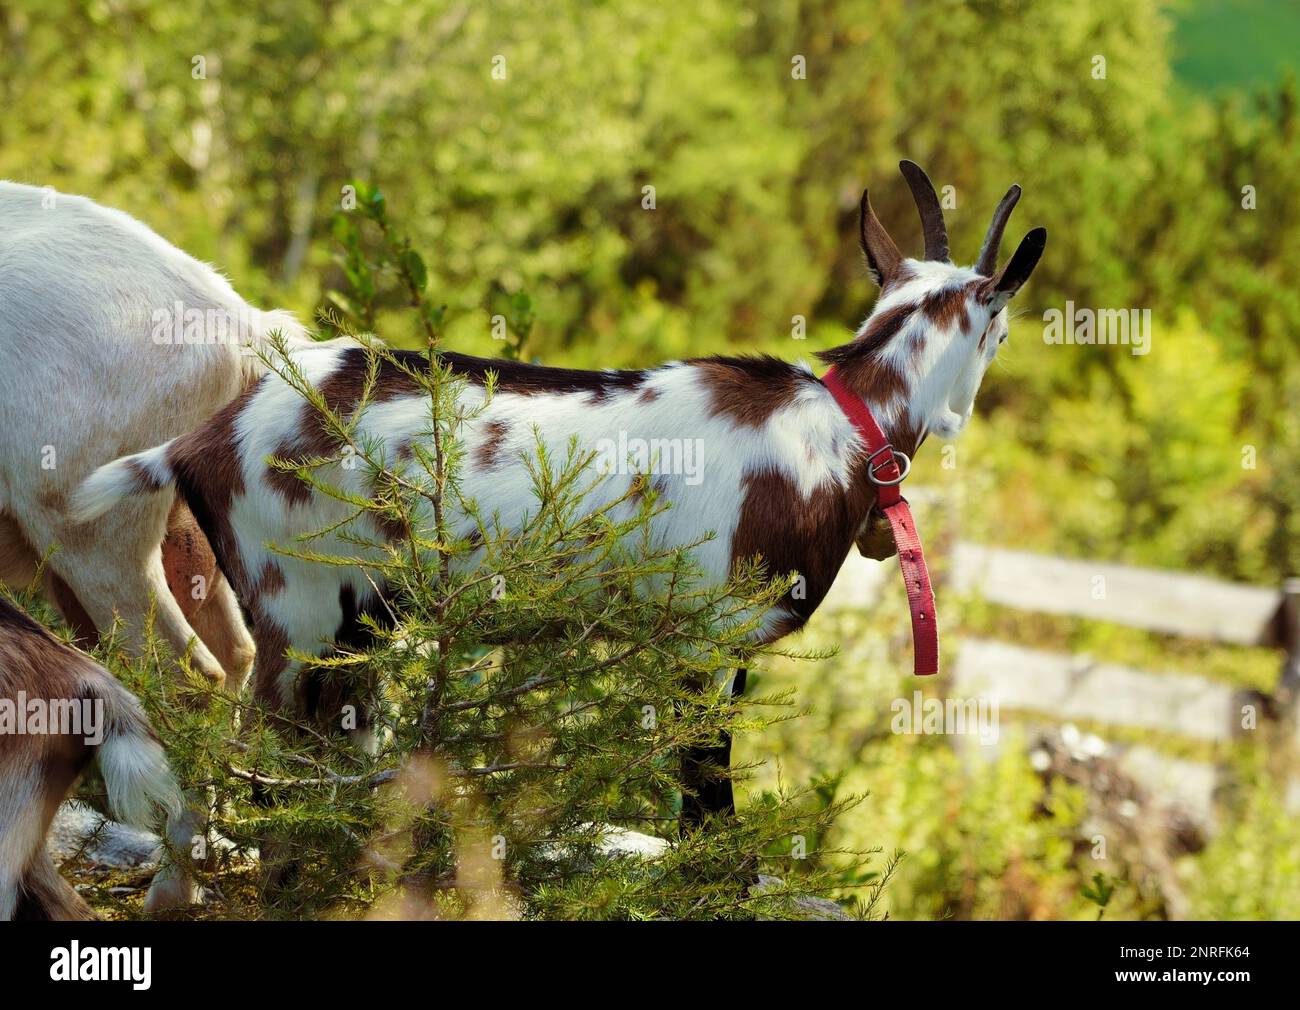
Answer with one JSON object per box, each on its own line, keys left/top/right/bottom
{"left": 5, "top": 0, "right": 1294, "bottom": 580}
{"left": 2, "top": 0, "right": 1296, "bottom": 919}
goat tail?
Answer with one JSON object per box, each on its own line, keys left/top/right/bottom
{"left": 85, "top": 670, "right": 184, "bottom": 827}
{"left": 69, "top": 441, "right": 178, "bottom": 524}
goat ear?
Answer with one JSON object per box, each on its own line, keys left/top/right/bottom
{"left": 859, "top": 188, "right": 903, "bottom": 288}
{"left": 980, "top": 227, "right": 1047, "bottom": 312}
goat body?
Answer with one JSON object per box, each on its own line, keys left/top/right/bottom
{"left": 73, "top": 345, "right": 879, "bottom": 712}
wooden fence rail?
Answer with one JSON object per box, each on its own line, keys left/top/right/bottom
{"left": 950, "top": 543, "right": 1290, "bottom": 647}
{"left": 951, "top": 638, "right": 1244, "bottom": 743}
{"left": 823, "top": 541, "right": 1300, "bottom": 834}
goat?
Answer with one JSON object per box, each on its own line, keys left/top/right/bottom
{"left": 0, "top": 595, "right": 183, "bottom": 919}
{"left": 0, "top": 180, "right": 342, "bottom": 695}
{"left": 1, "top": 497, "right": 221, "bottom": 645}
{"left": 72, "top": 162, "right": 1045, "bottom": 816}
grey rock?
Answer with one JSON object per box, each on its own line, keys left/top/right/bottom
{"left": 47, "top": 801, "right": 162, "bottom": 869}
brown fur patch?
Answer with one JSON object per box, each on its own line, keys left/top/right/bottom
{"left": 729, "top": 467, "right": 873, "bottom": 638}
{"left": 906, "top": 327, "right": 926, "bottom": 360}
{"left": 816, "top": 299, "right": 914, "bottom": 367}
{"left": 318, "top": 351, "right": 423, "bottom": 411}
{"left": 265, "top": 423, "right": 320, "bottom": 509}
{"left": 371, "top": 507, "right": 411, "bottom": 544}
{"left": 891, "top": 416, "right": 924, "bottom": 459}
{"left": 628, "top": 472, "right": 667, "bottom": 506}
{"left": 36, "top": 488, "right": 66, "bottom": 512}
{"left": 250, "top": 614, "right": 292, "bottom": 710}
{"left": 160, "top": 499, "right": 218, "bottom": 620}
{"left": 689, "top": 356, "right": 805, "bottom": 429}
{"left": 829, "top": 353, "right": 909, "bottom": 417}
{"left": 919, "top": 283, "right": 973, "bottom": 333}
{"left": 475, "top": 420, "right": 510, "bottom": 470}
{"left": 255, "top": 560, "right": 287, "bottom": 595}
{"left": 169, "top": 388, "right": 254, "bottom": 592}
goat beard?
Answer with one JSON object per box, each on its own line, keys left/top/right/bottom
{"left": 855, "top": 506, "right": 898, "bottom": 561}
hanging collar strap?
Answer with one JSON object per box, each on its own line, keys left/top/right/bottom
{"left": 822, "top": 366, "right": 939, "bottom": 676}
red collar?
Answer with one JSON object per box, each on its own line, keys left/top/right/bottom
{"left": 822, "top": 366, "right": 939, "bottom": 676}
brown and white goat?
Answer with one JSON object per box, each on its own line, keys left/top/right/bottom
{"left": 0, "top": 596, "right": 182, "bottom": 919}
{"left": 71, "top": 162, "right": 1045, "bottom": 737}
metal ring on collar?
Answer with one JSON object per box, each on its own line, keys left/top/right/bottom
{"left": 868, "top": 450, "right": 911, "bottom": 487}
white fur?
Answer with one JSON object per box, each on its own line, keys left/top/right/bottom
{"left": 0, "top": 775, "right": 41, "bottom": 919}
{"left": 98, "top": 723, "right": 183, "bottom": 828}
{"left": 0, "top": 181, "right": 316, "bottom": 687}
{"left": 871, "top": 258, "right": 1005, "bottom": 441}
{"left": 89, "top": 670, "right": 192, "bottom": 913}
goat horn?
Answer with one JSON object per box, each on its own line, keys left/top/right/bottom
{"left": 976, "top": 183, "right": 1023, "bottom": 276}
{"left": 898, "top": 160, "right": 949, "bottom": 263}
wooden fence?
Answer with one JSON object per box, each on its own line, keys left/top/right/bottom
{"left": 824, "top": 539, "right": 1300, "bottom": 835}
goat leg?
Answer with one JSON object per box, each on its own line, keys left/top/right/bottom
{"left": 679, "top": 667, "right": 746, "bottom": 829}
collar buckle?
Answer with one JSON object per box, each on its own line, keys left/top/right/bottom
{"left": 867, "top": 446, "right": 911, "bottom": 487}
